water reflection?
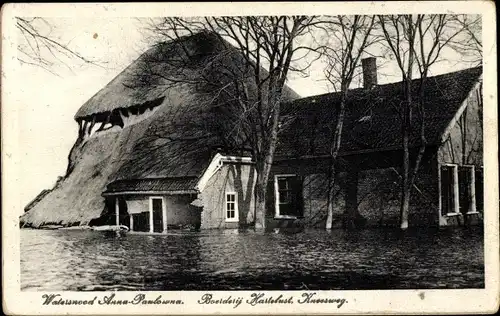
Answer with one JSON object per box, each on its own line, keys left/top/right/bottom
{"left": 21, "top": 227, "right": 484, "bottom": 291}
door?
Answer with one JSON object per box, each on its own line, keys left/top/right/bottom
{"left": 117, "top": 198, "right": 129, "bottom": 226}
{"left": 151, "top": 197, "right": 164, "bottom": 233}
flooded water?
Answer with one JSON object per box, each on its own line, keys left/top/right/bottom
{"left": 21, "top": 227, "right": 484, "bottom": 291}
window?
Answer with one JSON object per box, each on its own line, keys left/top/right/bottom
{"left": 275, "top": 175, "right": 303, "bottom": 218}
{"left": 440, "top": 164, "right": 479, "bottom": 217}
{"left": 225, "top": 192, "right": 238, "bottom": 222}
{"left": 440, "top": 165, "right": 458, "bottom": 216}
{"left": 278, "top": 178, "right": 293, "bottom": 205}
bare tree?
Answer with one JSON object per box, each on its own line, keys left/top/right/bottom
{"left": 141, "top": 16, "right": 324, "bottom": 229}
{"left": 16, "top": 17, "right": 98, "bottom": 75}
{"left": 322, "top": 15, "right": 378, "bottom": 229}
{"left": 449, "top": 15, "right": 482, "bottom": 66}
{"left": 378, "top": 14, "right": 478, "bottom": 229}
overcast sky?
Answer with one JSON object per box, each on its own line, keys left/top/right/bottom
{"left": 17, "top": 17, "right": 479, "bottom": 207}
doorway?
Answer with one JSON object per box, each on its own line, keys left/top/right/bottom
{"left": 150, "top": 197, "right": 164, "bottom": 233}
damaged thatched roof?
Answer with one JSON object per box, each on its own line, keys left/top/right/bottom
{"left": 21, "top": 31, "right": 300, "bottom": 227}
{"left": 277, "top": 66, "right": 482, "bottom": 158}
{"left": 75, "top": 34, "right": 207, "bottom": 119}
{"left": 76, "top": 31, "right": 300, "bottom": 120}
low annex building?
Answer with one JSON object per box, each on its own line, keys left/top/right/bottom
{"left": 20, "top": 32, "right": 483, "bottom": 232}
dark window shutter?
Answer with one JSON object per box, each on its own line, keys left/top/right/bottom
{"left": 293, "top": 176, "right": 304, "bottom": 217}
{"left": 475, "top": 168, "right": 483, "bottom": 212}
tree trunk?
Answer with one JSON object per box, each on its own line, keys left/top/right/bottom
{"left": 408, "top": 76, "right": 427, "bottom": 198}
{"left": 254, "top": 154, "right": 275, "bottom": 229}
{"left": 400, "top": 151, "right": 410, "bottom": 230}
{"left": 402, "top": 73, "right": 427, "bottom": 230}
{"left": 254, "top": 100, "right": 281, "bottom": 230}
{"left": 400, "top": 78, "right": 411, "bottom": 230}
{"left": 326, "top": 91, "right": 347, "bottom": 230}
{"left": 254, "top": 169, "right": 267, "bottom": 230}
{"left": 325, "top": 158, "right": 336, "bottom": 229}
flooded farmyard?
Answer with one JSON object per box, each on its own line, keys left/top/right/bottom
{"left": 21, "top": 227, "right": 484, "bottom": 291}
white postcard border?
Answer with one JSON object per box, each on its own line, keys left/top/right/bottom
{"left": 2, "top": 1, "right": 498, "bottom": 315}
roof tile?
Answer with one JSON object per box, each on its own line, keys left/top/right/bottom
{"left": 277, "top": 67, "right": 482, "bottom": 158}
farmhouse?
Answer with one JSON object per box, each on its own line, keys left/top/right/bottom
{"left": 272, "top": 60, "right": 483, "bottom": 228}
{"left": 20, "top": 32, "right": 483, "bottom": 231}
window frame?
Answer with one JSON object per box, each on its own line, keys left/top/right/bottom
{"left": 440, "top": 163, "right": 460, "bottom": 216}
{"left": 439, "top": 163, "right": 479, "bottom": 217}
{"left": 225, "top": 192, "right": 239, "bottom": 222}
{"left": 274, "top": 174, "right": 298, "bottom": 219}
{"left": 148, "top": 196, "right": 166, "bottom": 233}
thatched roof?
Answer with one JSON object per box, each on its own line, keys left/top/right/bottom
{"left": 277, "top": 66, "right": 482, "bottom": 158}
{"left": 23, "top": 189, "right": 51, "bottom": 212}
{"left": 75, "top": 31, "right": 300, "bottom": 120}
{"left": 21, "top": 31, "right": 300, "bottom": 227}
{"left": 75, "top": 37, "right": 198, "bottom": 119}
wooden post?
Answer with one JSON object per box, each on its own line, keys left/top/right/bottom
{"left": 469, "top": 166, "right": 477, "bottom": 213}
{"left": 162, "top": 197, "right": 168, "bottom": 233}
{"left": 115, "top": 198, "right": 120, "bottom": 226}
{"left": 77, "top": 120, "right": 84, "bottom": 139}
{"left": 82, "top": 120, "right": 89, "bottom": 137}
{"left": 453, "top": 165, "right": 460, "bottom": 214}
{"left": 437, "top": 164, "right": 444, "bottom": 225}
{"left": 129, "top": 214, "right": 134, "bottom": 231}
{"left": 274, "top": 175, "right": 279, "bottom": 217}
{"left": 88, "top": 116, "right": 96, "bottom": 136}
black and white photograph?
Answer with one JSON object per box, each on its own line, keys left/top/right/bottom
{"left": 2, "top": 2, "right": 498, "bottom": 315}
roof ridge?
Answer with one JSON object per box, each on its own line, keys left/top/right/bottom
{"left": 112, "top": 175, "right": 199, "bottom": 182}
{"left": 277, "top": 65, "right": 482, "bottom": 157}
{"left": 295, "top": 66, "right": 482, "bottom": 102}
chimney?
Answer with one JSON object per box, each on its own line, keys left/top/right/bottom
{"left": 361, "top": 57, "right": 378, "bottom": 89}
